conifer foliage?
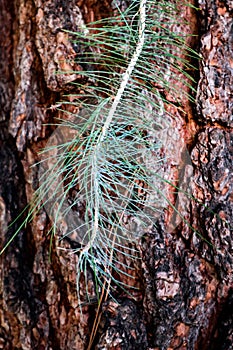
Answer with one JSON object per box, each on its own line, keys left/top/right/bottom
{"left": 1, "top": 0, "right": 198, "bottom": 301}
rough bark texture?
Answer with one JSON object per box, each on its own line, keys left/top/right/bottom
{"left": 0, "top": 1, "right": 232, "bottom": 350}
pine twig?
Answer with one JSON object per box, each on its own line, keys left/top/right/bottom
{"left": 80, "top": 0, "right": 147, "bottom": 258}
{"left": 86, "top": 1, "right": 147, "bottom": 348}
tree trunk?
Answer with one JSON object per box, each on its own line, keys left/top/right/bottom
{"left": 0, "top": 0, "right": 232, "bottom": 349}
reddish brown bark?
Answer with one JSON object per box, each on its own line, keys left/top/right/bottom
{"left": 0, "top": 0, "right": 232, "bottom": 349}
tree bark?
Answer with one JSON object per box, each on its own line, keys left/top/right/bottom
{"left": 0, "top": 0, "right": 232, "bottom": 349}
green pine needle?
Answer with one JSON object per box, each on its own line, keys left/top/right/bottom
{"left": 3, "top": 0, "right": 229, "bottom": 306}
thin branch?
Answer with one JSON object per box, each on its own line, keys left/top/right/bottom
{"left": 81, "top": 0, "right": 148, "bottom": 257}
{"left": 86, "top": 1, "right": 148, "bottom": 348}
{"left": 100, "top": 0, "right": 147, "bottom": 142}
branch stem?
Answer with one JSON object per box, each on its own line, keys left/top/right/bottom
{"left": 82, "top": 0, "right": 148, "bottom": 256}
{"left": 100, "top": 0, "right": 147, "bottom": 142}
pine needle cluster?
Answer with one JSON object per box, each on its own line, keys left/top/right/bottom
{"left": 1, "top": 0, "right": 200, "bottom": 302}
